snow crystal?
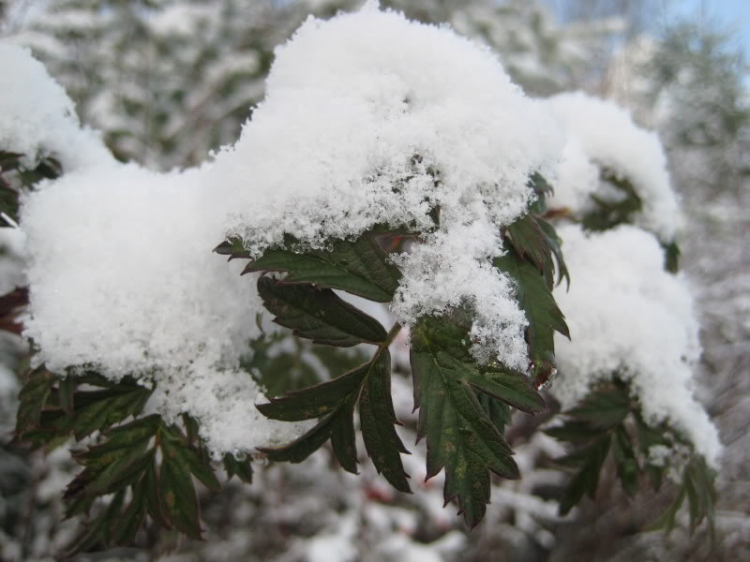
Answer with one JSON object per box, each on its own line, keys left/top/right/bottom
{"left": 209, "top": 4, "right": 563, "bottom": 367}
{"left": 0, "top": 43, "right": 112, "bottom": 171}
{"left": 551, "top": 224, "right": 721, "bottom": 466}
{"left": 545, "top": 92, "right": 681, "bottom": 241}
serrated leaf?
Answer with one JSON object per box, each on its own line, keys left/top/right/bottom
{"left": 214, "top": 236, "right": 250, "bottom": 260}
{"left": 111, "top": 476, "right": 147, "bottom": 546}
{"left": 494, "top": 250, "right": 569, "bottom": 388}
{"left": 411, "top": 319, "right": 523, "bottom": 527}
{"left": 413, "top": 317, "right": 545, "bottom": 414}
{"left": 647, "top": 487, "right": 686, "bottom": 533}
{"left": 223, "top": 453, "right": 254, "bottom": 484}
{"left": 568, "top": 387, "right": 631, "bottom": 428}
{"left": 477, "top": 394, "right": 512, "bottom": 435}
{"left": 544, "top": 420, "right": 605, "bottom": 442}
{"left": 246, "top": 231, "right": 401, "bottom": 302}
{"left": 612, "top": 425, "right": 639, "bottom": 497}
{"left": 582, "top": 170, "right": 643, "bottom": 232}
{"left": 160, "top": 445, "right": 203, "bottom": 540}
{"left": 359, "top": 349, "right": 411, "bottom": 493}
{"left": 259, "top": 405, "right": 356, "bottom": 471}
{"left": 65, "top": 489, "right": 126, "bottom": 556}
{"left": 161, "top": 425, "right": 221, "bottom": 491}
{"left": 15, "top": 365, "right": 56, "bottom": 436}
{"left": 330, "top": 394, "right": 359, "bottom": 474}
{"left": 257, "top": 365, "right": 366, "bottom": 421}
{"left": 257, "top": 276, "right": 387, "bottom": 346}
{"left": 558, "top": 436, "right": 611, "bottom": 515}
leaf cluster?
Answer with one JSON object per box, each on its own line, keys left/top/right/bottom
{"left": 14, "top": 367, "right": 253, "bottom": 556}
{"left": 223, "top": 187, "right": 569, "bottom": 526}
{"left": 547, "top": 381, "right": 717, "bottom": 536}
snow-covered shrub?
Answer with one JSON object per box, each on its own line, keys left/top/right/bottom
{"left": 3, "top": 3, "right": 719, "bottom": 556}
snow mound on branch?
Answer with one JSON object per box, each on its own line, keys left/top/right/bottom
{"left": 21, "top": 162, "right": 303, "bottom": 452}
{"left": 546, "top": 92, "right": 681, "bottom": 241}
{"left": 211, "top": 3, "right": 563, "bottom": 368}
{"left": 552, "top": 224, "right": 721, "bottom": 466}
{"left": 0, "top": 43, "right": 112, "bottom": 171}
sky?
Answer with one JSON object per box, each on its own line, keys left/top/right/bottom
{"left": 671, "top": 0, "right": 750, "bottom": 57}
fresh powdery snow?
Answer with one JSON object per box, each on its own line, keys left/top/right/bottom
{"left": 552, "top": 224, "right": 721, "bottom": 467}
{"left": 8, "top": 3, "right": 720, "bottom": 461}
{"left": 0, "top": 43, "right": 113, "bottom": 171}
{"left": 545, "top": 92, "right": 681, "bottom": 241}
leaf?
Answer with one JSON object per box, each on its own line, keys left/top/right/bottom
{"left": 214, "top": 236, "right": 250, "bottom": 260}
{"left": 245, "top": 231, "right": 401, "bottom": 302}
{"left": 581, "top": 169, "right": 643, "bottom": 232}
{"left": 544, "top": 420, "right": 605, "bottom": 443}
{"left": 257, "top": 365, "right": 367, "bottom": 421}
{"left": 567, "top": 387, "right": 631, "bottom": 429}
{"left": 161, "top": 425, "right": 221, "bottom": 491}
{"left": 111, "top": 476, "right": 148, "bottom": 546}
{"left": 160, "top": 442, "right": 203, "bottom": 540}
{"left": 358, "top": 349, "right": 411, "bottom": 493}
{"left": 413, "top": 317, "right": 546, "bottom": 414}
{"left": 558, "top": 436, "right": 612, "bottom": 515}
{"left": 223, "top": 453, "right": 254, "bottom": 484}
{"left": 259, "top": 405, "right": 358, "bottom": 472}
{"left": 15, "top": 365, "right": 56, "bottom": 436}
{"left": 257, "top": 276, "right": 387, "bottom": 346}
{"left": 477, "top": 394, "right": 512, "bottom": 435}
{"left": 612, "top": 425, "right": 639, "bottom": 497}
{"left": 647, "top": 487, "right": 686, "bottom": 533}
{"left": 411, "top": 318, "right": 524, "bottom": 527}
{"left": 494, "top": 250, "right": 569, "bottom": 388}
{"left": 662, "top": 241, "right": 681, "bottom": 273}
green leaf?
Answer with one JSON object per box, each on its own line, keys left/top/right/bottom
{"left": 494, "top": 250, "right": 569, "bottom": 387}
{"left": 647, "top": 487, "right": 686, "bottom": 533}
{"left": 544, "top": 420, "right": 605, "bottom": 443}
{"left": 259, "top": 404, "right": 357, "bottom": 472}
{"left": 214, "top": 236, "right": 250, "bottom": 260}
{"left": 567, "top": 387, "right": 631, "bottom": 429}
{"left": 161, "top": 425, "right": 221, "bottom": 491}
{"left": 359, "top": 349, "right": 411, "bottom": 493}
{"left": 111, "top": 476, "right": 148, "bottom": 546}
{"left": 223, "top": 453, "right": 254, "bottom": 484}
{"left": 477, "top": 394, "right": 512, "bottom": 435}
{"left": 413, "top": 317, "right": 546, "bottom": 414}
{"left": 612, "top": 425, "right": 639, "bottom": 497}
{"left": 581, "top": 169, "right": 643, "bottom": 232}
{"left": 257, "top": 276, "right": 387, "bottom": 346}
{"left": 246, "top": 231, "right": 401, "bottom": 302}
{"left": 662, "top": 241, "right": 681, "bottom": 273}
{"left": 257, "top": 365, "right": 367, "bottom": 421}
{"left": 160, "top": 442, "right": 203, "bottom": 540}
{"left": 558, "top": 436, "right": 612, "bottom": 515}
{"left": 411, "top": 318, "right": 524, "bottom": 527}
{"left": 15, "top": 365, "right": 56, "bottom": 436}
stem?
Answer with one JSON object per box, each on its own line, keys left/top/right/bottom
{"left": 381, "top": 322, "right": 403, "bottom": 351}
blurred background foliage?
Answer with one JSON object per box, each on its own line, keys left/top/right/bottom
{"left": 0, "top": 0, "right": 748, "bottom": 560}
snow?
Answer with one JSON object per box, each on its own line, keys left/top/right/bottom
{"left": 0, "top": 43, "right": 112, "bottom": 171}
{"left": 551, "top": 224, "right": 721, "bottom": 466}
{"left": 210, "top": 3, "right": 563, "bottom": 367}
{"left": 545, "top": 91, "right": 681, "bottom": 241}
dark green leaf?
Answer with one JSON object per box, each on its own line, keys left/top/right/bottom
{"left": 223, "top": 453, "right": 254, "bottom": 484}
{"left": 214, "top": 236, "right": 250, "bottom": 260}
{"left": 257, "top": 276, "right": 387, "bottom": 346}
{"left": 111, "top": 477, "right": 147, "bottom": 546}
{"left": 612, "top": 425, "right": 639, "bottom": 497}
{"left": 359, "top": 349, "right": 411, "bottom": 493}
{"left": 161, "top": 425, "right": 221, "bottom": 491}
{"left": 257, "top": 365, "right": 366, "bottom": 421}
{"left": 330, "top": 394, "right": 359, "bottom": 474}
{"left": 246, "top": 231, "right": 401, "bottom": 302}
{"left": 160, "top": 444, "right": 203, "bottom": 540}
{"left": 494, "top": 250, "right": 569, "bottom": 388}
{"left": 15, "top": 365, "right": 56, "bottom": 436}
{"left": 411, "top": 319, "right": 522, "bottom": 527}
{"left": 663, "top": 241, "right": 681, "bottom": 273}
{"left": 567, "top": 387, "right": 631, "bottom": 428}
{"left": 647, "top": 487, "right": 686, "bottom": 533}
{"left": 581, "top": 170, "right": 643, "bottom": 232}
{"left": 477, "top": 394, "right": 512, "bottom": 434}
{"left": 558, "top": 436, "right": 611, "bottom": 515}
